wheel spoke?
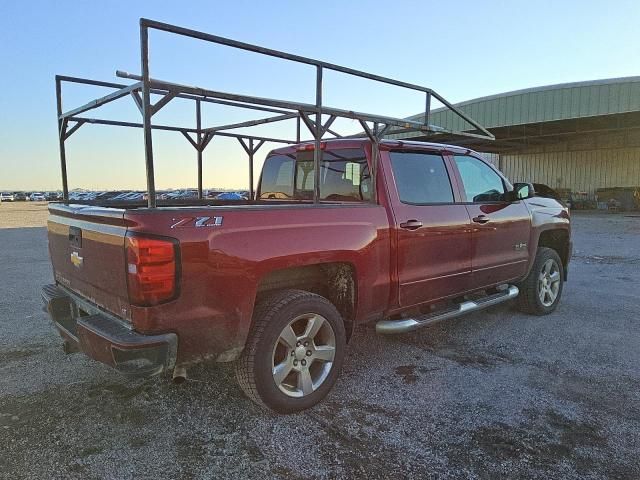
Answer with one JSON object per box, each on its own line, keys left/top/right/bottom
{"left": 543, "top": 260, "right": 551, "bottom": 275}
{"left": 545, "top": 290, "right": 553, "bottom": 305}
{"left": 303, "top": 315, "right": 324, "bottom": 340}
{"left": 549, "top": 271, "right": 561, "bottom": 283}
{"left": 538, "top": 284, "right": 546, "bottom": 303}
{"left": 314, "top": 345, "right": 335, "bottom": 362}
{"left": 273, "top": 360, "right": 294, "bottom": 385}
{"left": 279, "top": 325, "right": 298, "bottom": 349}
{"left": 298, "top": 368, "right": 314, "bottom": 395}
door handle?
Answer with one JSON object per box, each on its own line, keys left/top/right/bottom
{"left": 472, "top": 215, "right": 490, "bottom": 224}
{"left": 400, "top": 220, "right": 423, "bottom": 230}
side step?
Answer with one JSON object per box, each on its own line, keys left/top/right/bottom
{"left": 376, "top": 285, "right": 519, "bottom": 334}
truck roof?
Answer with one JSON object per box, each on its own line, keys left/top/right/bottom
{"left": 270, "top": 138, "right": 477, "bottom": 156}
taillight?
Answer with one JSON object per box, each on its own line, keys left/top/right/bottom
{"left": 125, "top": 234, "right": 179, "bottom": 306}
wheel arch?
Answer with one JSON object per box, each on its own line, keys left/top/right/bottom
{"left": 537, "top": 229, "right": 570, "bottom": 277}
{"left": 255, "top": 262, "right": 358, "bottom": 341}
{"left": 529, "top": 227, "right": 570, "bottom": 280}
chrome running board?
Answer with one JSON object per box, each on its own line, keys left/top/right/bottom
{"left": 376, "top": 285, "right": 519, "bottom": 335}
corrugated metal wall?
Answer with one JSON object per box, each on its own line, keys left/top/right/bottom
{"left": 411, "top": 77, "right": 640, "bottom": 133}
{"left": 500, "top": 147, "right": 640, "bottom": 196}
{"left": 477, "top": 152, "right": 499, "bottom": 166}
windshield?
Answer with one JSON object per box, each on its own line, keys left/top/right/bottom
{"left": 258, "top": 148, "right": 371, "bottom": 202}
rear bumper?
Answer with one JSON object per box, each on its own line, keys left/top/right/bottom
{"left": 41, "top": 284, "right": 177, "bottom": 377}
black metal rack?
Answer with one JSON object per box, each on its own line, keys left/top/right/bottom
{"left": 56, "top": 18, "right": 494, "bottom": 208}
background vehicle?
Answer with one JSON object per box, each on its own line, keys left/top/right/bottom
{"left": 29, "top": 192, "right": 46, "bottom": 201}
{"left": 42, "top": 20, "right": 570, "bottom": 413}
{"left": 214, "top": 191, "right": 245, "bottom": 200}
{"left": 0, "top": 192, "right": 15, "bottom": 202}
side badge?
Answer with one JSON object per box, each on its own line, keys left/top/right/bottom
{"left": 170, "top": 216, "right": 223, "bottom": 229}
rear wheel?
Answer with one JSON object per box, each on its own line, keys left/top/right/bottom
{"left": 517, "top": 247, "right": 564, "bottom": 315}
{"left": 235, "top": 289, "right": 346, "bottom": 413}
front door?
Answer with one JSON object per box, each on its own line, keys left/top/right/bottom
{"left": 451, "top": 155, "right": 531, "bottom": 289}
{"left": 385, "top": 150, "right": 473, "bottom": 308}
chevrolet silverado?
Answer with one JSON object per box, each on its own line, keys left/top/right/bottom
{"left": 43, "top": 138, "right": 571, "bottom": 412}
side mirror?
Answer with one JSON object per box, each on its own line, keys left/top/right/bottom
{"left": 511, "top": 182, "right": 535, "bottom": 201}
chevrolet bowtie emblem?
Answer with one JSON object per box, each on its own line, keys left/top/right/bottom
{"left": 70, "top": 251, "right": 83, "bottom": 268}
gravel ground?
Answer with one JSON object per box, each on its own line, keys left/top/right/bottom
{"left": 1, "top": 212, "right": 639, "bottom": 479}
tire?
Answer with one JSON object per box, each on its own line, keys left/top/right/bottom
{"left": 517, "top": 247, "right": 564, "bottom": 315}
{"left": 235, "top": 289, "right": 346, "bottom": 413}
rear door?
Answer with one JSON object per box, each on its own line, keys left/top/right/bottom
{"left": 47, "top": 204, "right": 131, "bottom": 320}
{"left": 385, "top": 150, "right": 472, "bottom": 307}
{"left": 450, "top": 155, "right": 531, "bottom": 288}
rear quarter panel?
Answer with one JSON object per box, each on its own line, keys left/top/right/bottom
{"left": 125, "top": 203, "right": 391, "bottom": 364}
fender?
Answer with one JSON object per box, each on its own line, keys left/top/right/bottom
{"left": 523, "top": 197, "right": 571, "bottom": 278}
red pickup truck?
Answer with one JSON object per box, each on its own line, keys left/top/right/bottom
{"left": 43, "top": 138, "right": 571, "bottom": 412}
{"left": 43, "top": 20, "right": 571, "bottom": 412}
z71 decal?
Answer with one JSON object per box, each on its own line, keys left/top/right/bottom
{"left": 170, "top": 216, "right": 223, "bottom": 229}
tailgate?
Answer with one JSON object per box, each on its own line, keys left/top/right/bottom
{"left": 47, "top": 203, "right": 132, "bottom": 320}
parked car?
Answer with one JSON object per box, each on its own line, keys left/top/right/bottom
{"left": 43, "top": 138, "right": 572, "bottom": 413}
{"left": 29, "top": 192, "right": 47, "bottom": 202}
{"left": 165, "top": 189, "right": 198, "bottom": 200}
{"left": 215, "top": 192, "right": 245, "bottom": 200}
{"left": 0, "top": 192, "right": 15, "bottom": 202}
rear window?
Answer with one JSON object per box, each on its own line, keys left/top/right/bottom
{"left": 259, "top": 148, "right": 371, "bottom": 202}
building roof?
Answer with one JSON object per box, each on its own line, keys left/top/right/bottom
{"left": 392, "top": 76, "right": 640, "bottom": 152}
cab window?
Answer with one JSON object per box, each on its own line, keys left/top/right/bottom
{"left": 388, "top": 151, "right": 454, "bottom": 204}
{"left": 453, "top": 155, "right": 505, "bottom": 202}
{"left": 259, "top": 155, "right": 295, "bottom": 199}
{"left": 259, "top": 148, "right": 371, "bottom": 201}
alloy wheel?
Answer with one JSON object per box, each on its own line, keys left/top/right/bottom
{"left": 538, "top": 258, "right": 561, "bottom": 307}
{"left": 271, "top": 313, "right": 336, "bottom": 398}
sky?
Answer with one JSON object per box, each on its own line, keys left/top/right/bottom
{"left": 0, "top": 0, "right": 639, "bottom": 191}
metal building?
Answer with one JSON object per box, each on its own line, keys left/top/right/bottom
{"left": 392, "top": 76, "right": 640, "bottom": 207}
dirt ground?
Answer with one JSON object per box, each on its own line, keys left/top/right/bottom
{"left": 1, "top": 211, "right": 639, "bottom": 479}
{"left": 0, "top": 202, "right": 49, "bottom": 229}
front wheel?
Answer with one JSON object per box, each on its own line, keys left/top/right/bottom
{"left": 235, "top": 289, "right": 346, "bottom": 413}
{"left": 517, "top": 247, "right": 564, "bottom": 315}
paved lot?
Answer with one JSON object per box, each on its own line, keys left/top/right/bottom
{"left": 1, "top": 212, "right": 639, "bottom": 479}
